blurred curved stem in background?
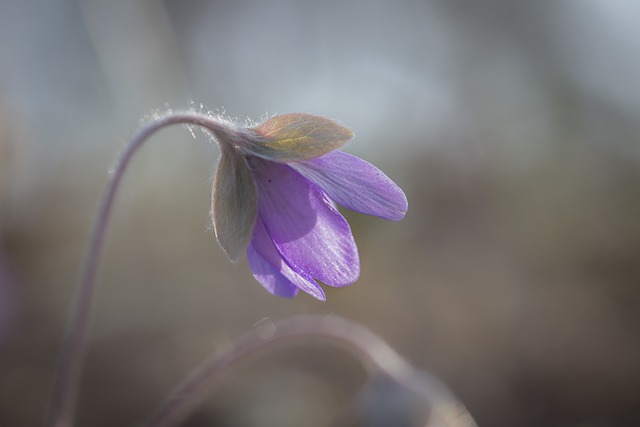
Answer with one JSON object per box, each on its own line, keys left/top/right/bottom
{"left": 45, "top": 112, "right": 233, "bottom": 427}
{"left": 142, "top": 315, "right": 477, "bottom": 427}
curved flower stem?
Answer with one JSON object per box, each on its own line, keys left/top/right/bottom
{"left": 45, "top": 112, "right": 235, "bottom": 427}
{"left": 142, "top": 315, "right": 475, "bottom": 427}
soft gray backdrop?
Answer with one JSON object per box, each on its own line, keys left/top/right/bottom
{"left": 1, "top": 1, "right": 639, "bottom": 426}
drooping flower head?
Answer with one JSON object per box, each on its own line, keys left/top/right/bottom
{"left": 210, "top": 113, "right": 407, "bottom": 300}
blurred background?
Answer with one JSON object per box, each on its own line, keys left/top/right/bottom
{"left": 1, "top": 0, "right": 640, "bottom": 426}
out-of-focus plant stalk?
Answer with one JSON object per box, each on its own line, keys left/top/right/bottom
{"left": 142, "top": 315, "right": 477, "bottom": 427}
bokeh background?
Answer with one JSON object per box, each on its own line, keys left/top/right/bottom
{"left": 1, "top": 0, "right": 640, "bottom": 426}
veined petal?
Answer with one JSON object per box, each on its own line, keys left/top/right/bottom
{"left": 249, "top": 157, "right": 360, "bottom": 287}
{"left": 211, "top": 146, "right": 257, "bottom": 262}
{"left": 248, "top": 219, "right": 325, "bottom": 300}
{"left": 247, "top": 113, "right": 354, "bottom": 162}
{"left": 291, "top": 151, "right": 408, "bottom": 221}
{"left": 246, "top": 245, "right": 299, "bottom": 298}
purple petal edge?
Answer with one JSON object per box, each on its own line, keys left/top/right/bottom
{"left": 291, "top": 151, "right": 408, "bottom": 221}
{"left": 246, "top": 244, "right": 299, "bottom": 298}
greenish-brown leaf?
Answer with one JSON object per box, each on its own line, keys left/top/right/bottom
{"left": 250, "top": 113, "right": 354, "bottom": 162}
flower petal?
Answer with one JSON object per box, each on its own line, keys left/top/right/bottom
{"left": 247, "top": 113, "right": 354, "bottom": 162}
{"left": 249, "top": 157, "right": 360, "bottom": 287}
{"left": 211, "top": 146, "right": 257, "bottom": 262}
{"left": 247, "top": 219, "right": 325, "bottom": 300}
{"left": 291, "top": 151, "right": 408, "bottom": 221}
{"left": 246, "top": 246, "right": 299, "bottom": 298}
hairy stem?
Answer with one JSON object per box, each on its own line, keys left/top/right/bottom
{"left": 45, "top": 112, "right": 233, "bottom": 427}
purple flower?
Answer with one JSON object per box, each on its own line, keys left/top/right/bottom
{"left": 210, "top": 113, "right": 407, "bottom": 300}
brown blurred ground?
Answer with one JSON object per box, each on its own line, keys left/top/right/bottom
{"left": 1, "top": 1, "right": 640, "bottom": 426}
